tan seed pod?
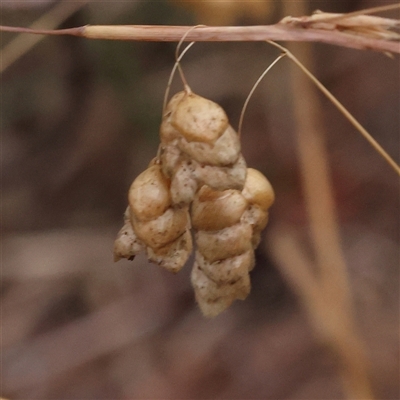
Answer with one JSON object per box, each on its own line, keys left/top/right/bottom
{"left": 160, "top": 144, "right": 181, "bottom": 178}
{"left": 241, "top": 168, "right": 274, "bottom": 248}
{"left": 241, "top": 205, "right": 269, "bottom": 248}
{"left": 171, "top": 92, "right": 229, "bottom": 143}
{"left": 160, "top": 92, "right": 187, "bottom": 143}
{"left": 242, "top": 168, "right": 275, "bottom": 211}
{"left": 190, "top": 167, "right": 275, "bottom": 317}
{"left": 132, "top": 207, "right": 189, "bottom": 250}
{"left": 166, "top": 154, "right": 247, "bottom": 204}
{"left": 191, "top": 263, "right": 251, "bottom": 318}
{"left": 116, "top": 88, "right": 275, "bottom": 318}
{"left": 161, "top": 91, "right": 247, "bottom": 202}
{"left": 129, "top": 165, "right": 171, "bottom": 221}
{"left": 195, "top": 223, "right": 253, "bottom": 262}
{"left": 160, "top": 119, "right": 180, "bottom": 143}
{"left": 241, "top": 204, "right": 269, "bottom": 232}
{"left": 177, "top": 125, "right": 241, "bottom": 166}
{"left": 196, "top": 250, "right": 254, "bottom": 284}
{"left": 191, "top": 186, "right": 248, "bottom": 231}
{"left": 168, "top": 159, "right": 198, "bottom": 205}
{"left": 193, "top": 154, "right": 247, "bottom": 191}
{"left": 113, "top": 207, "right": 145, "bottom": 261}
{"left": 146, "top": 229, "right": 192, "bottom": 273}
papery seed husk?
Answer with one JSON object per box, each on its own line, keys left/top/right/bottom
{"left": 113, "top": 207, "right": 145, "bottom": 261}
{"left": 191, "top": 263, "right": 251, "bottom": 317}
{"left": 146, "top": 229, "right": 192, "bottom": 273}
{"left": 196, "top": 250, "right": 254, "bottom": 284}
{"left": 193, "top": 155, "right": 247, "bottom": 191}
{"left": 160, "top": 143, "right": 181, "bottom": 178}
{"left": 191, "top": 263, "right": 235, "bottom": 317}
{"left": 242, "top": 168, "right": 275, "bottom": 211}
{"left": 129, "top": 165, "right": 171, "bottom": 221}
{"left": 132, "top": 207, "right": 189, "bottom": 249}
{"left": 195, "top": 223, "right": 253, "bottom": 262}
{"left": 160, "top": 92, "right": 185, "bottom": 143}
{"left": 164, "top": 91, "right": 186, "bottom": 114}
{"left": 160, "top": 119, "right": 180, "bottom": 143}
{"left": 171, "top": 92, "right": 229, "bottom": 143}
{"left": 191, "top": 187, "right": 248, "bottom": 231}
{"left": 169, "top": 159, "right": 198, "bottom": 205}
{"left": 177, "top": 125, "right": 240, "bottom": 166}
{"left": 241, "top": 205, "right": 269, "bottom": 233}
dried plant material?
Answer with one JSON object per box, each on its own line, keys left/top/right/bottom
{"left": 168, "top": 158, "right": 198, "bottom": 205}
{"left": 191, "top": 186, "right": 248, "bottom": 232}
{"left": 3, "top": 3, "right": 400, "bottom": 55}
{"left": 115, "top": 88, "right": 274, "bottom": 315}
{"left": 267, "top": 40, "right": 400, "bottom": 176}
{"left": 128, "top": 164, "right": 171, "bottom": 221}
{"left": 191, "top": 263, "right": 251, "bottom": 318}
{"left": 192, "top": 155, "right": 247, "bottom": 191}
{"left": 160, "top": 91, "right": 247, "bottom": 204}
{"left": 191, "top": 168, "right": 274, "bottom": 317}
{"left": 170, "top": 92, "right": 229, "bottom": 143}
{"left": 196, "top": 249, "right": 254, "bottom": 285}
{"left": 195, "top": 223, "right": 253, "bottom": 262}
{"left": 177, "top": 125, "right": 241, "bottom": 166}
{"left": 278, "top": 6, "right": 374, "bottom": 395}
{"left": 132, "top": 207, "right": 189, "bottom": 250}
{"left": 242, "top": 168, "right": 275, "bottom": 211}
{"left": 242, "top": 205, "right": 269, "bottom": 249}
{"left": 113, "top": 207, "right": 145, "bottom": 262}
{"left": 146, "top": 229, "right": 192, "bottom": 273}
{"left": 115, "top": 164, "right": 192, "bottom": 273}
{"left": 282, "top": 11, "right": 400, "bottom": 41}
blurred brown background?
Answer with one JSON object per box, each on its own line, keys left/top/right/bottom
{"left": 2, "top": 1, "right": 399, "bottom": 399}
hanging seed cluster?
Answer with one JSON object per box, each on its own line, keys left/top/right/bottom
{"left": 114, "top": 90, "right": 274, "bottom": 317}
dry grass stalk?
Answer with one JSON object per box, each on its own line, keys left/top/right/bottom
{"left": 269, "top": 229, "right": 374, "bottom": 399}
{"left": 1, "top": 4, "right": 399, "bottom": 55}
{"left": 267, "top": 2, "right": 375, "bottom": 398}
{"left": 0, "top": 1, "right": 88, "bottom": 74}
{"left": 267, "top": 40, "right": 400, "bottom": 176}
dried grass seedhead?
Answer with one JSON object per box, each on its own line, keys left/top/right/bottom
{"left": 191, "top": 169, "right": 274, "bottom": 317}
{"left": 282, "top": 10, "right": 400, "bottom": 41}
{"left": 114, "top": 83, "right": 274, "bottom": 316}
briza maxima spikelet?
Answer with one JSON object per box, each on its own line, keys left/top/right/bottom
{"left": 160, "top": 91, "right": 247, "bottom": 204}
{"left": 114, "top": 163, "right": 192, "bottom": 273}
{"left": 191, "top": 168, "right": 275, "bottom": 317}
{"left": 114, "top": 87, "right": 275, "bottom": 316}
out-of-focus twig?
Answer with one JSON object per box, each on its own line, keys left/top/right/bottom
{"left": 0, "top": 1, "right": 87, "bottom": 73}
{"left": 270, "top": 227, "right": 374, "bottom": 399}
{"left": 266, "top": 40, "right": 400, "bottom": 176}
{"left": 0, "top": 3, "right": 399, "bottom": 53}
{"left": 268, "top": 1, "right": 375, "bottom": 399}
{"left": 2, "top": 294, "right": 171, "bottom": 392}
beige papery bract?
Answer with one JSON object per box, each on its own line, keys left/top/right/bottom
{"left": 114, "top": 163, "right": 192, "bottom": 273}
{"left": 114, "top": 89, "right": 275, "bottom": 316}
{"left": 159, "top": 91, "right": 247, "bottom": 205}
{"left": 190, "top": 169, "right": 275, "bottom": 317}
